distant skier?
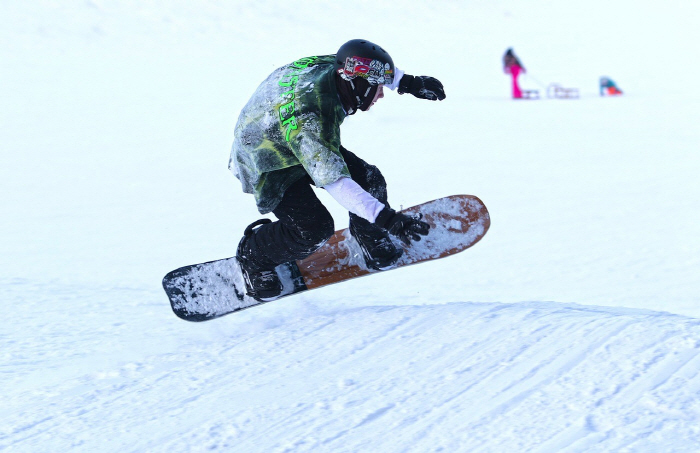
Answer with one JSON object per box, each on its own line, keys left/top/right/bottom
{"left": 229, "top": 39, "right": 446, "bottom": 300}
{"left": 599, "top": 76, "right": 623, "bottom": 96}
{"left": 503, "top": 48, "right": 526, "bottom": 99}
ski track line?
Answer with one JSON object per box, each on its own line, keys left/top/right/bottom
{"left": 494, "top": 316, "right": 700, "bottom": 453}
{"left": 234, "top": 305, "right": 604, "bottom": 452}
{"left": 537, "top": 347, "right": 700, "bottom": 453}
{"left": 339, "top": 308, "right": 699, "bottom": 453}
{"left": 395, "top": 312, "right": 631, "bottom": 451}
{"left": 133, "top": 311, "right": 414, "bottom": 452}
{"left": 233, "top": 311, "right": 427, "bottom": 452}
{"left": 469, "top": 319, "right": 637, "bottom": 425}
{"left": 403, "top": 307, "right": 608, "bottom": 451}
{"left": 220, "top": 306, "right": 490, "bottom": 452}
{"left": 491, "top": 320, "right": 649, "bottom": 452}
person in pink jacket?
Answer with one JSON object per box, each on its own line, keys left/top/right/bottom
{"left": 503, "top": 48, "right": 525, "bottom": 99}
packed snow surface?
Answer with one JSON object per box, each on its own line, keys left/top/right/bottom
{"left": 2, "top": 0, "right": 699, "bottom": 452}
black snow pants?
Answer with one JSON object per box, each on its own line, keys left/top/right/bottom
{"left": 241, "top": 146, "right": 391, "bottom": 270}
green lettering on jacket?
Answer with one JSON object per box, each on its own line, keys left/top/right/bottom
{"left": 278, "top": 56, "right": 318, "bottom": 142}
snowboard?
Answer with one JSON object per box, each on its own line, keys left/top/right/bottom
{"left": 163, "top": 194, "right": 490, "bottom": 322}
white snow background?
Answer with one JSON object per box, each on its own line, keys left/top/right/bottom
{"left": 2, "top": 1, "right": 700, "bottom": 452}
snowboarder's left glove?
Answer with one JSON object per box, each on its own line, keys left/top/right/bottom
{"left": 398, "top": 75, "right": 446, "bottom": 101}
{"left": 374, "top": 207, "right": 431, "bottom": 245}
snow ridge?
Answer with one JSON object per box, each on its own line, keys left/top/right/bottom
{"left": 3, "top": 293, "right": 700, "bottom": 452}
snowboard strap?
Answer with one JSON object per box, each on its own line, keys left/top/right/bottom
{"left": 244, "top": 218, "right": 273, "bottom": 236}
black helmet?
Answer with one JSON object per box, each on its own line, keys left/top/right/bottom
{"left": 335, "top": 39, "right": 395, "bottom": 86}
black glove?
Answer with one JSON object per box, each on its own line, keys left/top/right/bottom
{"left": 398, "top": 74, "right": 446, "bottom": 101}
{"left": 374, "top": 207, "right": 431, "bottom": 245}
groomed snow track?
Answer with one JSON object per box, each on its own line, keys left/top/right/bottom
{"left": 3, "top": 298, "right": 700, "bottom": 452}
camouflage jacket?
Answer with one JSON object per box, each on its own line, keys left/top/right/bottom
{"left": 229, "top": 55, "right": 350, "bottom": 214}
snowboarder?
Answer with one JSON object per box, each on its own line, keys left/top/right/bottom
{"left": 599, "top": 76, "right": 623, "bottom": 96}
{"left": 229, "top": 39, "right": 446, "bottom": 301}
{"left": 503, "top": 48, "right": 526, "bottom": 99}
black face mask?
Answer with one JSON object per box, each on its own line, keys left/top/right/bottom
{"left": 358, "top": 85, "right": 378, "bottom": 112}
{"left": 335, "top": 72, "right": 378, "bottom": 115}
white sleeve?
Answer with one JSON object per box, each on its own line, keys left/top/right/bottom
{"left": 385, "top": 67, "right": 405, "bottom": 91}
{"left": 324, "top": 177, "right": 385, "bottom": 223}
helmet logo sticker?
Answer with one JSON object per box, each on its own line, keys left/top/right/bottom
{"left": 339, "top": 56, "right": 393, "bottom": 85}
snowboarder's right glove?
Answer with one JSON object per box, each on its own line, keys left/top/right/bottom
{"left": 398, "top": 75, "right": 446, "bottom": 101}
{"left": 374, "top": 207, "right": 431, "bottom": 245}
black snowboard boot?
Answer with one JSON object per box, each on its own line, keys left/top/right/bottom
{"left": 350, "top": 219, "right": 403, "bottom": 271}
{"left": 236, "top": 219, "right": 283, "bottom": 301}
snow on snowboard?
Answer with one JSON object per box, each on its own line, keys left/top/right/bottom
{"left": 163, "top": 195, "right": 490, "bottom": 321}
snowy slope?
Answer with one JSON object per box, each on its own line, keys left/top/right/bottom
{"left": 2, "top": 0, "right": 700, "bottom": 451}
{"left": 3, "top": 289, "right": 700, "bottom": 452}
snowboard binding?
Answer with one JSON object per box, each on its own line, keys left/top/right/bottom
{"left": 236, "top": 219, "right": 284, "bottom": 301}
{"left": 349, "top": 221, "right": 403, "bottom": 271}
